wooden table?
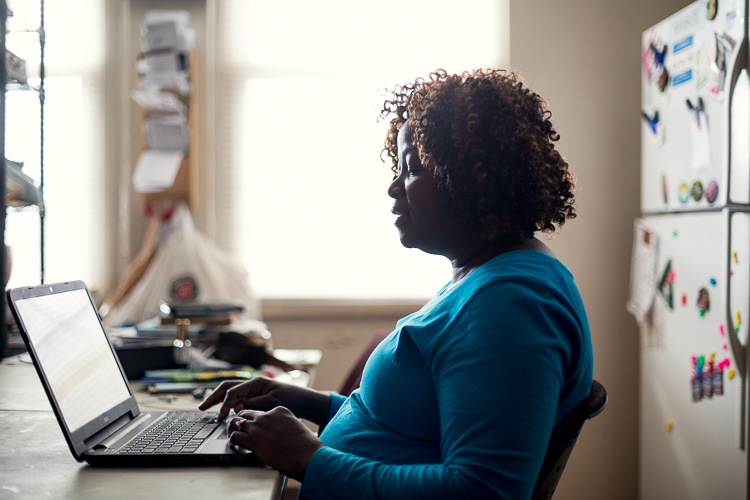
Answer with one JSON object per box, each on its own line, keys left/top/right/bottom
{"left": 0, "top": 349, "right": 320, "bottom": 500}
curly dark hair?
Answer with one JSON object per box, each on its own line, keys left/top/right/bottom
{"left": 380, "top": 69, "right": 576, "bottom": 241}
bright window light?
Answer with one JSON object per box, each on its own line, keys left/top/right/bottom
{"left": 218, "top": 0, "right": 510, "bottom": 299}
{"left": 4, "top": 0, "right": 104, "bottom": 289}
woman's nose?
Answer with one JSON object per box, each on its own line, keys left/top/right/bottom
{"left": 388, "top": 177, "right": 403, "bottom": 200}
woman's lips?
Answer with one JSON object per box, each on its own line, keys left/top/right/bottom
{"left": 392, "top": 208, "right": 410, "bottom": 226}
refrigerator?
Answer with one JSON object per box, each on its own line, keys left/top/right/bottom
{"left": 636, "top": 0, "right": 750, "bottom": 498}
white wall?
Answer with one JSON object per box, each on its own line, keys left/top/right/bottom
{"left": 510, "top": 1, "right": 691, "bottom": 497}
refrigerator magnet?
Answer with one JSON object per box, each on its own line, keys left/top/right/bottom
{"left": 696, "top": 287, "right": 710, "bottom": 316}
{"left": 691, "top": 180, "right": 704, "bottom": 202}
{"left": 707, "top": 0, "right": 718, "bottom": 21}
{"left": 692, "top": 375, "right": 703, "bottom": 402}
{"left": 642, "top": 110, "right": 659, "bottom": 134}
{"left": 719, "top": 358, "right": 731, "bottom": 371}
{"left": 651, "top": 42, "right": 667, "bottom": 68}
{"left": 642, "top": 34, "right": 670, "bottom": 94}
{"left": 658, "top": 68, "right": 670, "bottom": 92}
{"left": 713, "top": 369, "right": 724, "bottom": 396}
{"left": 702, "top": 371, "right": 714, "bottom": 399}
{"left": 641, "top": 110, "right": 666, "bottom": 147}
{"left": 685, "top": 97, "right": 705, "bottom": 126}
{"left": 691, "top": 354, "right": 704, "bottom": 401}
{"left": 659, "top": 260, "right": 675, "bottom": 309}
{"left": 705, "top": 180, "right": 718, "bottom": 205}
{"left": 713, "top": 33, "right": 727, "bottom": 73}
{"left": 644, "top": 41, "right": 667, "bottom": 75}
{"left": 710, "top": 32, "right": 736, "bottom": 94}
{"left": 678, "top": 183, "right": 690, "bottom": 204}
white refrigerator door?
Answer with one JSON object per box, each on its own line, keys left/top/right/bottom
{"left": 640, "top": 210, "right": 749, "bottom": 499}
{"left": 641, "top": 0, "right": 748, "bottom": 213}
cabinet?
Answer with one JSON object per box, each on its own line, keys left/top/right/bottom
{"left": 2, "top": 0, "right": 45, "bottom": 357}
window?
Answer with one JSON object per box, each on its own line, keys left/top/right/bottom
{"left": 5, "top": 0, "right": 105, "bottom": 289}
{"left": 216, "top": 0, "right": 510, "bottom": 299}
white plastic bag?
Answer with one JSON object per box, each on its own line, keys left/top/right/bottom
{"left": 102, "top": 203, "right": 261, "bottom": 327}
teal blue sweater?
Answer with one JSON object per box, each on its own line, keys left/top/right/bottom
{"left": 300, "top": 251, "right": 594, "bottom": 499}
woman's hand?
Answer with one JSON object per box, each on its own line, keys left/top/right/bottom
{"left": 198, "top": 377, "right": 332, "bottom": 425}
{"left": 229, "top": 407, "right": 324, "bottom": 481}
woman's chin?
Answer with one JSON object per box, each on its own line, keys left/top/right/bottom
{"left": 397, "top": 232, "right": 417, "bottom": 249}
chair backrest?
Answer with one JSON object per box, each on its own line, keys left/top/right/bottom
{"left": 531, "top": 379, "right": 608, "bottom": 500}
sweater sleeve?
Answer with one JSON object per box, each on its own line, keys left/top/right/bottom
{"left": 317, "top": 393, "right": 348, "bottom": 435}
{"left": 328, "top": 393, "right": 347, "bottom": 422}
{"left": 300, "top": 281, "right": 585, "bottom": 500}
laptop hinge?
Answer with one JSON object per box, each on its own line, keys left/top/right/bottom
{"left": 85, "top": 412, "right": 154, "bottom": 451}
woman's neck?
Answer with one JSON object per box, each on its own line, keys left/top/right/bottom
{"left": 450, "top": 236, "right": 555, "bottom": 284}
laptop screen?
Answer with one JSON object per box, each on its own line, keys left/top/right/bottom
{"left": 15, "top": 288, "right": 132, "bottom": 432}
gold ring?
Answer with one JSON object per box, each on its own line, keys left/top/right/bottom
{"left": 235, "top": 418, "right": 247, "bottom": 431}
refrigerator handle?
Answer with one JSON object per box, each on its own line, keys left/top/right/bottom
{"left": 725, "top": 299, "right": 748, "bottom": 381}
{"left": 725, "top": 292, "right": 747, "bottom": 451}
{"left": 726, "top": 209, "right": 748, "bottom": 450}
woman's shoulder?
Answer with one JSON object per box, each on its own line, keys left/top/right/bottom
{"left": 401, "top": 249, "right": 585, "bottom": 336}
{"left": 455, "top": 250, "right": 588, "bottom": 331}
{"left": 473, "top": 249, "right": 575, "bottom": 290}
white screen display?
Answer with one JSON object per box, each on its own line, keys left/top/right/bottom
{"left": 16, "top": 289, "right": 132, "bottom": 432}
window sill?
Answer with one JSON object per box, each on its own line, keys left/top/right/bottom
{"left": 260, "top": 298, "right": 427, "bottom": 320}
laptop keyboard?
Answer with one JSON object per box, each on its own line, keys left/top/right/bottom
{"left": 118, "top": 412, "right": 220, "bottom": 455}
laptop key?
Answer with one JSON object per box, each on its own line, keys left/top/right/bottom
{"left": 194, "top": 427, "right": 215, "bottom": 440}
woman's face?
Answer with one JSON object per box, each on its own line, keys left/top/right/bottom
{"left": 388, "top": 120, "right": 472, "bottom": 257}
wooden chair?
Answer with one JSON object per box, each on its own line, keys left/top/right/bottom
{"left": 531, "top": 379, "right": 608, "bottom": 500}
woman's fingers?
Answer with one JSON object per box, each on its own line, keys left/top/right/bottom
{"left": 197, "top": 379, "right": 237, "bottom": 410}
{"left": 228, "top": 407, "right": 322, "bottom": 481}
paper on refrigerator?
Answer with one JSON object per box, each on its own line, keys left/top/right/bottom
{"left": 627, "top": 218, "right": 659, "bottom": 324}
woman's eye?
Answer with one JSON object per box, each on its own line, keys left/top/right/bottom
{"left": 407, "top": 162, "right": 424, "bottom": 176}
{"left": 405, "top": 155, "right": 423, "bottom": 176}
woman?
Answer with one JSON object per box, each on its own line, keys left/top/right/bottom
{"left": 200, "top": 69, "right": 594, "bottom": 499}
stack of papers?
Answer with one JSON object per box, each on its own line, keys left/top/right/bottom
{"left": 133, "top": 150, "right": 185, "bottom": 193}
{"left": 132, "top": 10, "right": 195, "bottom": 194}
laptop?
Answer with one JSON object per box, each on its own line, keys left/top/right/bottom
{"left": 7, "top": 280, "right": 259, "bottom": 467}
